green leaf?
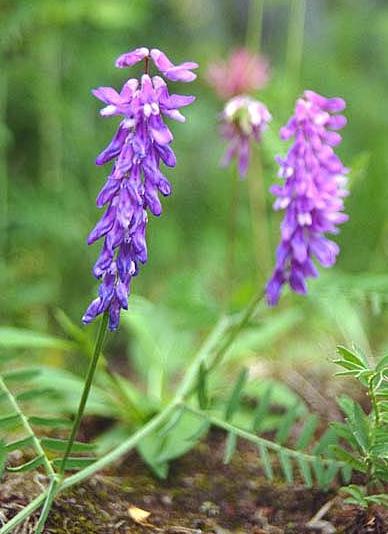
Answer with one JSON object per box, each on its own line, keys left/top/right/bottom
{"left": 224, "top": 367, "right": 248, "bottom": 422}
{"left": 158, "top": 408, "right": 183, "bottom": 438}
{"left": 0, "top": 327, "right": 73, "bottom": 351}
{"left": 330, "top": 421, "right": 357, "bottom": 445}
{"left": 313, "top": 428, "right": 337, "bottom": 455}
{"left": 278, "top": 450, "right": 293, "bottom": 484}
{"left": 138, "top": 411, "right": 208, "bottom": 479}
{"left": 258, "top": 444, "right": 273, "bottom": 480}
{"left": 185, "top": 419, "right": 210, "bottom": 442}
{"left": 252, "top": 386, "right": 272, "bottom": 433}
{"left": 340, "top": 484, "right": 366, "bottom": 504}
{"left": 296, "top": 414, "right": 319, "bottom": 450}
{"left": 7, "top": 456, "right": 45, "bottom": 472}
{"left": 29, "top": 416, "right": 72, "bottom": 428}
{"left": 341, "top": 464, "right": 353, "bottom": 484}
{"left": 275, "top": 403, "right": 299, "bottom": 445}
{"left": 0, "top": 413, "right": 21, "bottom": 430}
{"left": 322, "top": 463, "right": 339, "bottom": 487}
{"left": 2, "top": 368, "right": 41, "bottom": 382}
{"left": 16, "top": 388, "right": 55, "bottom": 402}
{"left": 223, "top": 432, "right": 237, "bottom": 464}
{"left": 376, "top": 354, "right": 388, "bottom": 373}
{"left": 365, "top": 494, "right": 388, "bottom": 506}
{"left": 41, "top": 437, "right": 95, "bottom": 453}
{"left": 297, "top": 457, "right": 313, "bottom": 487}
{"left": 312, "top": 459, "right": 325, "bottom": 486}
{"left": 51, "top": 457, "right": 96, "bottom": 470}
{"left": 330, "top": 445, "right": 367, "bottom": 473}
{"left": 197, "top": 363, "right": 208, "bottom": 410}
{"left": 349, "top": 402, "right": 369, "bottom": 452}
{"left": 337, "top": 395, "right": 355, "bottom": 419}
{"left": 336, "top": 346, "right": 368, "bottom": 368}
{"left": 5, "top": 435, "right": 34, "bottom": 452}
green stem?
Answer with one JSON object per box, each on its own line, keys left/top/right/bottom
{"left": 59, "top": 311, "right": 109, "bottom": 475}
{"left": 286, "top": 0, "right": 306, "bottom": 90}
{"left": 35, "top": 476, "right": 59, "bottom": 534}
{"left": 0, "top": 297, "right": 264, "bottom": 533}
{"left": 246, "top": 0, "right": 264, "bottom": 52}
{"left": 207, "top": 290, "right": 264, "bottom": 373}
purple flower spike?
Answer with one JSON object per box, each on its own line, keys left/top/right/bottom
{"left": 84, "top": 48, "right": 196, "bottom": 330}
{"left": 266, "top": 90, "right": 349, "bottom": 306}
{"left": 220, "top": 95, "right": 271, "bottom": 178}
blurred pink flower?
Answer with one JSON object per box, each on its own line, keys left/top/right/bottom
{"left": 206, "top": 48, "right": 270, "bottom": 100}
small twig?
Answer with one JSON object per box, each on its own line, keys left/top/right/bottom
{"left": 307, "top": 497, "right": 337, "bottom": 534}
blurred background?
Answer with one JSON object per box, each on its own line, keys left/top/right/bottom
{"left": 1, "top": 0, "right": 388, "bottom": 377}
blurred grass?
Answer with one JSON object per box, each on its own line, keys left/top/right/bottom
{"left": 1, "top": 0, "right": 388, "bottom": 367}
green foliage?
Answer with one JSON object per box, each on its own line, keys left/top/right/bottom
{"left": 331, "top": 346, "right": 388, "bottom": 507}
{"left": 340, "top": 485, "right": 388, "bottom": 509}
{"left": 0, "top": 369, "right": 96, "bottom": 477}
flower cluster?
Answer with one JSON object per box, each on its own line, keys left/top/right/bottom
{"left": 220, "top": 95, "right": 271, "bottom": 177}
{"left": 206, "top": 48, "right": 269, "bottom": 100}
{"left": 266, "top": 90, "right": 349, "bottom": 305}
{"left": 83, "top": 47, "right": 197, "bottom": 330}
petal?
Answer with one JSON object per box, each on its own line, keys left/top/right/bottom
{"left": 289, "top": 267, "right": 307, "bottom": 294}
{"left": 266, "top": 271, "right": 285, "bottom": 306}
{"left": 108, "top": 299, "right": 121, "bottom": 331}
{"left": 96, "top": 178, "right": 121, "bottom": 208}
{"left": 82, "top": 298, "right": 103, "bottom": 324}
{"left": 155, "top": 143, "right": 176, "bottom": 167}
{"left": 115, "top": 47, "right": 149, "bottom": 68}
{"left": 310, "top": 236, "right": 339, "bottom": 267}
{"left": 163, "top": 67, "right": 197, "bottom": 83}
{"left": 96, "top": 124, "right": 129, "bottom": 166}
{"left": 150, "top": 48, "right": 174, "bottom": 71}
{"left": 160, "top": 94, "right": 195, "bottom": 109}
{"left": 161, "top": 108, "right": 186, "bottom": 122}
{"left": 92, "top": 86, "right": 122, "bottom": 105}
{"left": 149, "top": 115, "right": 173, "bottom": 145}
{"left": 87, "top": 204, "right": 117, "bottom": 245}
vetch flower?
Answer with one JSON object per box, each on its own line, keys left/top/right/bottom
{"left": 266, "top": 90, "right": 349, "bottom": 305}
{"left": 83, "top": 47, "right": 197, "bottom": 330}
{"left": 220, "top": 95, "right": 271, "bottom": 177}
{"left": 206, "top": 48, "right": 270, "bottom": 101}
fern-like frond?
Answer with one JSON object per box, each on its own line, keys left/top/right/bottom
{"left": 0, "top": 370, "right": 96, "bottom": 477}
{"left": 180, "top": 402, "right": 345, "bottom": 489}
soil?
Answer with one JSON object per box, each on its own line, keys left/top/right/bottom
{"left": 0, "top": 431, "right": 386, "bottom": 534}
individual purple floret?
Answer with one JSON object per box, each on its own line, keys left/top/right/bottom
{"left": 83, "top": 48, "right": 197, "bottom": 330}
{"left": 266, "top": 90, "right": 349, "bottom": 306}
{"left": 220, "top": 95, "right": 271, "bottom": 178}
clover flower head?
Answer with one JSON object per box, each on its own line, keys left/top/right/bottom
{"left": 83, "top": 47, "right": 197, "bottom": 330}
{"left": 266, "top": 90, "right": 349, "bottom": 306}
{"left": 206, "top": 47, "right": 270, "bottom": 100}
{"left": 220, "top": 95, "right": 271, "bottom": 177}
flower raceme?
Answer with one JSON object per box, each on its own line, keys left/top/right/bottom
{"left": 83, "top": 48, "right": 197, "bottom": 330}
{"left": 220, "top": 95, "right": 271, "bottom": 178}
{"left": 266, "top": 90, "right": 349, "bottom": 305}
